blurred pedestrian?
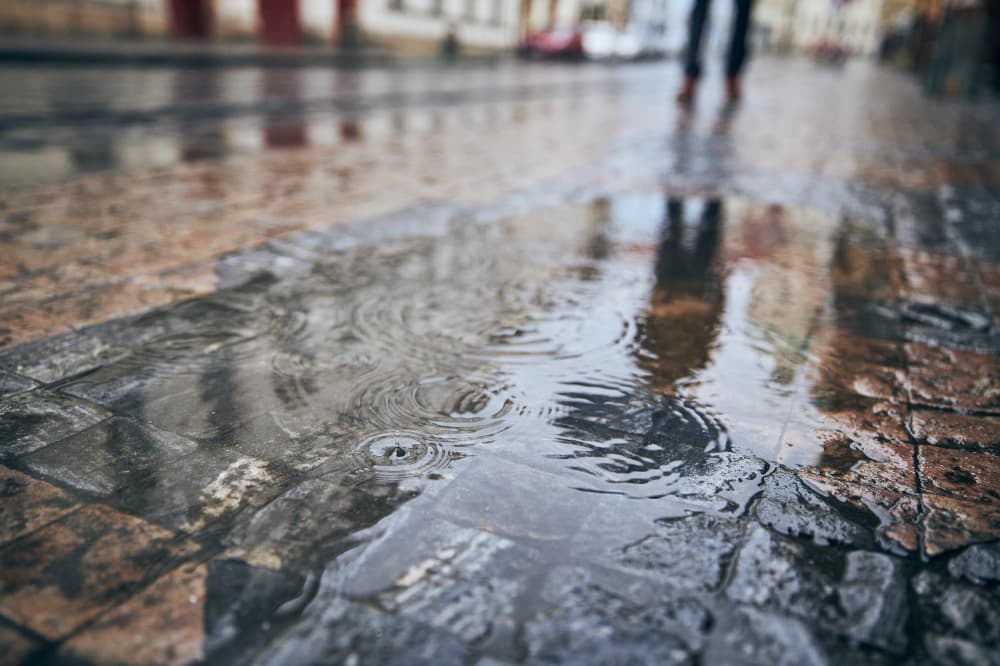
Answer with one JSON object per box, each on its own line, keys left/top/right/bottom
{"left": 677, "top": 0, "right": 755, "bottom": 104}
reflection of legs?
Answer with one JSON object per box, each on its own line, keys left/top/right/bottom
{"left": 725, "top": 0, "right": 754, "bottom": 99}
{"left": 694, "top": 200, "right": 722, "bottom": 271}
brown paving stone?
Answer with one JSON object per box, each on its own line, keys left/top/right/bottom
{"left": 0, "top": 504, "right": 197, "bottom": 640}
{"left": 923, "top": 493, "right": 1000, "bottom": 557}
{"left": 899, "top": 248, "right": 984, "bottom": 311}
{"left": 61, "top": 563, "right": 206, "bottom": 666}
{"left": 792, "top": 395, "right": 911, "bottom": 446}
{"left": 793, "top": 425, "right": 917, "bottom": 497}
{"left": 0, "top": 623, "right": 39, "bottom": 666}
{"left": 799, "top": 473, "right": 920, "bottom": 553}
{"left": 909, "top": 409, "right": 1000, "bottom": 453}
{"left": 0, "top": 92, "right": 650, "bottom": 353}
{"left": 827, "top": 237, "right": 906, "bottom": 306}
{"left": 918, "top": 447, "right": 1000, "bottom": 506}
{"left": 905, "top": 342, "right": 1000, "bottom": 413}
{"left": 0, "top": 465, "right": 79, "bottom": 546}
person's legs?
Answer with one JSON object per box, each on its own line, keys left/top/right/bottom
{"left": 684, "top": 0, "right": 712, "bottom": 79}
{"left": 678, "top": 0, "right": 712, "bottom": 102}
{"left": 725, "top": 0, "right": 754, "bottom": 99}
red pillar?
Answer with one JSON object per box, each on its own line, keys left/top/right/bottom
{"left": 336, "top": 0, "right": 358, "bottom": 46}
{"left": 169, "top": 0, "right": 213, "bottom": 39}
{"left": 258, "top": 0, "right": 301, "bottom": 47}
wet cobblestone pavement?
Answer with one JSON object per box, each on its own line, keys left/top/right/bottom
{"left": 2, "top": 58, "right": 1000, "bottom": 664}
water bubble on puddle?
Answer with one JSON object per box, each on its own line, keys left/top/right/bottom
{"left": 355, "top": 432, "right": 453, "bottom": 481}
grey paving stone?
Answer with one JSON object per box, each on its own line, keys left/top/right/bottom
{"left": 18, "top": 416, "right": 198, "bottom": 495}
{"left": 913, "top": 570, "right": 1000, "bottom": 649}
{"left": 613, "top": 513, "right": 742, "bottom": 593}
{"left": 0, "top": 370, "right": 39, "bottom": 399}
{"left": 0, "top": 328, "right": 134, "bottom": 384}
{"left": 726, "top": 524, "right": 838, "bottom": 621}
{"left": 523, "top": 565, "right": 709, "bottom": 664}
{"left": 704, "top": 606, "right": 829, "bottom": 666}
{"left": 0, "top": 390, "right": 110, "bottom": 459}
{"left": 837, "top": 551, "right": 908, "bottom": 652}
{"left": 947, "top": 541, "right": 1000, "bottom": 584}
{"left": 254, "top": 595, "right": 469, "bottom": 666}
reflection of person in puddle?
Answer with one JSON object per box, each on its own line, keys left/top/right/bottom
{"left": 641, "top": 197, "right": 725, "bottom": 393}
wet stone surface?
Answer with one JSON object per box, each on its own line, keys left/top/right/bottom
{"left": 0, "top": 59, "right": 1000, "bottom": 664}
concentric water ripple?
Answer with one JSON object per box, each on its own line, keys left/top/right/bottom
{"left": 352, "top": 432, "right": 454, "bottom": 481}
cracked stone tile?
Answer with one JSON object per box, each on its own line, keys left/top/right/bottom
{"left": 0, "top": 623, "right": 38, "bottom": 666}
{"left": 0, "top": 465, "right": 79, "bottom": 546}
{"left": 909, "top": 410, "right": 1000, "bottom": 453}
{"left": 918, "top": 447, "right": 1000, "bottom": 506}
{"left": 0, "top": 503, "right": 196, "bottom": 639}
{"left": 905, "top": 342, "right": 1000, "bottom": 413}
{"left": 17, "top": 417, "right": 199, "bottom": 496}
{"left": 61, "top": 563, "right": 207, "bottom": 666}
{"left": 799, "top": 474, "right": 921, "bottom": 553}
{"left": 922, "top": 493, "right": 1000, "bottom": 556}
{"left": 0, "top": 390, "right": 110, "bottom": 459}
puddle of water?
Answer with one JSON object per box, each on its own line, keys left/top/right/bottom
{"left": 51, "top": 193, "right": 843, "bottom": 527}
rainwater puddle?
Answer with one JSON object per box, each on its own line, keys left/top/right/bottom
{"left": 54, "top": 192, "right": 844, "bottom": 533}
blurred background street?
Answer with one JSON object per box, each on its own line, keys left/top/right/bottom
{"left": 1, "top": 1, "right": 1000, "bottom": 665}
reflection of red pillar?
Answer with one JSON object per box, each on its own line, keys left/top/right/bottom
{"left": 258, "top": 0, "right": 301, "bottom": 47}
{"left": 262, "top": 70, "right": 307, "bottom": 148}
{"left": 169, "top": 0, "right": 213, "bottom": 39}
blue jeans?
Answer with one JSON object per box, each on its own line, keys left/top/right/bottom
{"left": 684, "top": 0, "right": 754, "bottom": 79}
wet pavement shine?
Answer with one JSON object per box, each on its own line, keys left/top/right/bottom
{"left": 2, "top": 58, "right": 1000, "bottom": 665}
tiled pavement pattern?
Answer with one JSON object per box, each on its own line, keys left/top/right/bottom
{"left": 1, "top": 58, "right": 1000, "bottom": 664}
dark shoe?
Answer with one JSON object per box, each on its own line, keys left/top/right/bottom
{"left": 676, "top": 76, "right": 697, "bottom": 105}
{"left": 726, "top": 76, "right": 742, "bottom": 103}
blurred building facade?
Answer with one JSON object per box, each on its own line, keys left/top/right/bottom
{"left": 755, "top": 0, "right": 885, "bottom": 55}
{"left": 0, "top": 0, "right": 525, "bottom": 52}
